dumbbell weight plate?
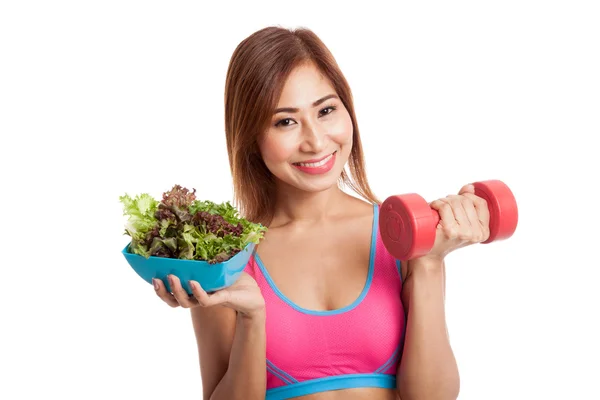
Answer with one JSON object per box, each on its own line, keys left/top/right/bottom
{"left": 472, "top": 180, "right": 518, "bottom": 243}
{"left": 379, "top": 193, "right": 439, "bottom": 260}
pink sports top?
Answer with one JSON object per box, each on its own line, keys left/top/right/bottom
{"left": 243, "top": 203, "right": 406, "bottom": 400}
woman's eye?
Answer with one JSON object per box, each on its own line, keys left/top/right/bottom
{"left": 320, "top": 106, "right": 336, "bottom": 116}
{"left": 275, "top": 118, "right": 295, "bottom": 127}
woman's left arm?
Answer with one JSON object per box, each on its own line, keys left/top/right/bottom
{"left": 395, "top": 184, "right": 490, "bottom": 400}
{"left": 396, "top": 257, "right": 459, "bottom": 400}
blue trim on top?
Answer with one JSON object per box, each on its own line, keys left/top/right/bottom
{"left": 396, "top": 259, "right": 403, "bottom": 284}
{"left": 267, "top": 364, "right": 294, "bottom": 385}
{"left": 267, "top": 359, "right": 298, "bottom": 384}
{"left": 266, "top": 373, "right": 396, "bottom": 400}
{"left": 374, "top": 345, "right": 400, "bottom": 374}
{"left": 254, "top": 203, "right": 379, "bottom": 316}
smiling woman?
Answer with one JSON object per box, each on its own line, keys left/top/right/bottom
{"left": 153, "top": 25, "right": 462, "bottom": 400}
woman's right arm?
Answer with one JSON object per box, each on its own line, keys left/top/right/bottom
{"left": 155, "top": 272, "right": 267, "bottom": 400}
{"left": 191, "top": 305, "right": 266, "bottom": 400}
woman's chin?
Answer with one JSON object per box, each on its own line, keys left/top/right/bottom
{"left": 286, "top": 169, "right": 343, "bottom": 193}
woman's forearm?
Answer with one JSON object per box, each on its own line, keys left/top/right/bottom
{"left": 210, "top": 311, "right": 266, "bottom": 400}
{"left": 397, "top": 259, "right": 460, "bottom": 400}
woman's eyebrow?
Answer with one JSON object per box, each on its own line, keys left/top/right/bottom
{"left": 274, "top": 94, "right": 338, "bottom": 114}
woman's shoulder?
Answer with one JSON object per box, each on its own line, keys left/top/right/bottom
{"left": 345, "top": 195, "right": 378, "bottom": 222}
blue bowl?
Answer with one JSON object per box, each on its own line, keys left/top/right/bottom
{"left": 121, "top": 242, "right": 255, "bottom": 294}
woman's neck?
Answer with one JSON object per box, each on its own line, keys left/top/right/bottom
{"left": 271, "top": 181, "right": 350, "bottom": 227}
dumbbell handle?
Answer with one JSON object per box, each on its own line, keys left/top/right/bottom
{"left": 429, "top": 209, "right": 441, "bottom": 226}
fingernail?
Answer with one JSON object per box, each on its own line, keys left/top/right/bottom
{"left": 152, "top": 278, "right": 159, "bottom": 291}
{"left": 167, "top": 274, "right": 173, "bottom": 285}
{"left": 188, "top": 281, "right": 195, "bottom": 290}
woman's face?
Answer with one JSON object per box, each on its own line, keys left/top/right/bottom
{"left": 258, "top": 62, "right": 353, "bottom": 193}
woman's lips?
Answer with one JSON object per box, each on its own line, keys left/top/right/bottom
{"left": 292, "top": 151, "right": 337, "bottom": 174}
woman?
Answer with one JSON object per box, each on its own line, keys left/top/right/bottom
{"left": 153, "top": 26, "right": 490, "bottom": 400}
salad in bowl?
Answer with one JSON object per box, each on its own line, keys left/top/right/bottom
{"left": 120, "top": 184, "right": 266, "bottom": 294}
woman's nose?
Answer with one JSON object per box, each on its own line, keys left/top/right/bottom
{"left": 299, "top": 121, "right": 326, "bottom": 153}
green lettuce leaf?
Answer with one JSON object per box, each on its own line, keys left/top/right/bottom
{"left": 119, "top": 193, "right": 159, "bottom": 242}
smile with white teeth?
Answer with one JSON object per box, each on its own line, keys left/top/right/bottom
{"left": 294, "top": 151, "right": 336, "bottom": 167}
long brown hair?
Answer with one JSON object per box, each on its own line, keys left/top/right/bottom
{"left": 224, "top": 26, "right": 379, "bottom": 225}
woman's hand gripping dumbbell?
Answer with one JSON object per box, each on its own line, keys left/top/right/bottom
{"left": 379, "top": 180, "right": 518, "bottom": 260}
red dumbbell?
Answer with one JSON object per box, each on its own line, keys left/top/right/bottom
{"left": 379, "top": 180, "right": 518, "bottom": 260}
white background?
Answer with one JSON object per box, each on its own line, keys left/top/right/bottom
{"left": 1, "top": 1, "right": 599, "bottom": 399}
